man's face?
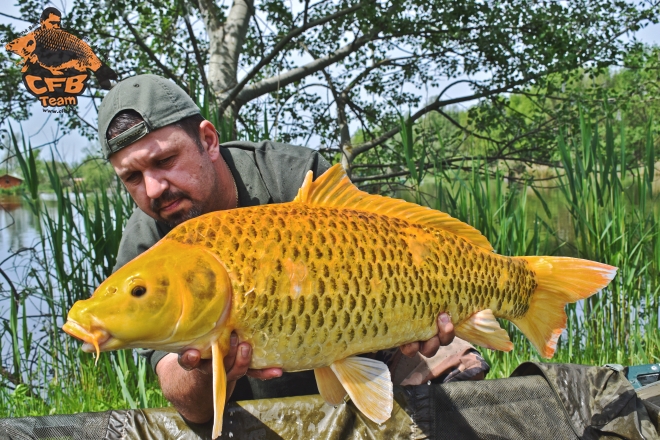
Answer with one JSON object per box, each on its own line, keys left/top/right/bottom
{"left": 109, "top": 124, "right": 222, "bottom": 228}
{"left": 41, "top": 13, "right": 61, "bottom": 29}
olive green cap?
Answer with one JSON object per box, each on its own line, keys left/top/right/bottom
{"left": 98, "top": 74, "right": 201, "bottom": 159}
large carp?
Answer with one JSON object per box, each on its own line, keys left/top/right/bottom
{"left": 63, "top": 164, "right": 616, "bottom": 437}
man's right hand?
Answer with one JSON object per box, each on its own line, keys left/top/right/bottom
{"left": 157, "top": 333, "right": 282, "bottom": 424}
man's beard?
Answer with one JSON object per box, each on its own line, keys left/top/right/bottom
{"left": 152, "top": 189, "right": 203, "bottom": 229}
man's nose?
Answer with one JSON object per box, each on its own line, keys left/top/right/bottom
{"left": 144, "top": 173, "right": 168, "bottom": 200}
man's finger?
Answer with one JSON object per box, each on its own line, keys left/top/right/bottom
{"left": 437, "top": 313, "right": 455, "bottom": 346}
{"left": 223, "top": 333, "right": 239, "bottom": 372}
{"left": 226, "top": 342, "right": 251, "bottom": 382}
{"left": 419, "top": 335, "right": 441, "bottom": 357}
{"left": 247, "top": 367, "right": 283, "bottom": 380}
{"left": 178, "top": 350, "right": 201, "bottom": 371}
{"left": 399, "top": 341, "right": 420, "bottom": 358}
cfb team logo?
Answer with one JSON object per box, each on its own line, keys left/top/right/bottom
{"left": 5, "top": 7, "right": 117, "bottom": 109}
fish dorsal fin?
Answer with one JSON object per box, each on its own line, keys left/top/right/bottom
{"left": 294, "top": 164, "right": 493, "bottom": 251}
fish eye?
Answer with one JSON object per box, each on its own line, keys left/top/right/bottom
{"left": 131, "top": 286, "right": 147, "bottom": 297}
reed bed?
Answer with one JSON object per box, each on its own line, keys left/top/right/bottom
{"left": 0, "top": 111, "right": 657, "bottom": 416}
{"left": 410, "top": 111, "right": 659, "bottom": 376}
{"left": 0, "top": 128, "right": 166, "bottom": 416}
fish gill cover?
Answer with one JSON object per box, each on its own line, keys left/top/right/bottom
{"left": 4, "top": 7, "right": 117, "bottom": 109}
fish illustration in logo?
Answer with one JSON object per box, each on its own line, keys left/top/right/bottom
{"left": 5, "top": 7, "right": 117, "bottom": 105}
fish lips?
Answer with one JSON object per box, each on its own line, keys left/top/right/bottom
{"left": 62, "top": 319, "right": 111, "bottom": 353}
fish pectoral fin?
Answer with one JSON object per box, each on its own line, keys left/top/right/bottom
{"left": 211, "top": 340, "right": 227, "bottom": 439}
{"left": 330, "top": 356, "right": 393, "bottom": 424}
{"left": 314, "top": 366, "right": 347, "bottom": 405}
{"left": 455, "top": 309, "right": 513, "bottom": 351}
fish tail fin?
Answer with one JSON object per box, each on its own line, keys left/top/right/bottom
{"left": 510, "top": 256, "right": 617, "bottom": 358}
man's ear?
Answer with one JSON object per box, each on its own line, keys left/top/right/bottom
{"left": 199, "top": 120, "right": 220, "bottom": 160}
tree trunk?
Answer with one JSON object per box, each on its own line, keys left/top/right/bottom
{"left": 196, "top": 0, "right": 253, "bottom": 132}
{"left": 336, "top": 94, "right": 354, "bottom": 176}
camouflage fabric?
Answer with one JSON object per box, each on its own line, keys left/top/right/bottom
{"left": 3, "top": 363, "right": 657, "bottom": 439}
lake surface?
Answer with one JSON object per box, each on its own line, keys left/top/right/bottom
{"left": 0, "top": 196, "right": 71, "bottom": 377}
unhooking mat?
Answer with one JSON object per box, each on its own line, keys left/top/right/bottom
{"left": 1, "top": 363, "right": 658, "bottom": 439}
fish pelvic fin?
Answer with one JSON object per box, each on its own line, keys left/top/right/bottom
{"left": 211, "top": 340, "right": 228, "bottom": 439}
{"left": 330, "top": 356, "right": 393, "bottom": 424}
{"left": 455, "top": 309, "right": 513, "bottom": 352}
{"left": 511, "top": 256, "right": 617, "bottom": 359}
{"left": 293, "top": 165, "right": 493, "bottom": 251}
{"left": 314, "top": 366, "right": 347, "bottom": 405}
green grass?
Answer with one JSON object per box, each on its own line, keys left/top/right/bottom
{"left": 0, "top": 109, "right": 657, "bottom": 416}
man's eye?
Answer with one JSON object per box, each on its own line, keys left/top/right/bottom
{"left": 125, "top": 172, "right": 141, "bottom": 183}
{"left": 158, "top": 156, "right": 174, "bottom": 166}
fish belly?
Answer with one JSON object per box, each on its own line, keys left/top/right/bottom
{"left": 167, "top": 204, "right": 537, "bottom": 371}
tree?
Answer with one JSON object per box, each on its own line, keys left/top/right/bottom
{"left": 3, "top": 0, "right": 658, "bottom": 180}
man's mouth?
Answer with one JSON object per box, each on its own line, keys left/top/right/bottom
{"left": 160, "top": 198, "right": 182, "bottom": 213}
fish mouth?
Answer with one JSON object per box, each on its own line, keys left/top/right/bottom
{"left": 62, "top": 319, "right": 111, "bottom": 362}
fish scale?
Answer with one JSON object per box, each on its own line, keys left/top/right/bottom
{"left": 167, "top": 203, "right": 536, "bottom": 370}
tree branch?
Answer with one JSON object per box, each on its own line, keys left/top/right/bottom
{"left": 351, "top": 77, "right": 536, "bottom": 158}
{"left": 182, "top": 8, "right": 209, "bottom": 92}
{"left": 218, "top": 1, "right": 370, "bottom": 114}
{"left": 236, "top": 32, "right": 377, "bottom": 106}
{"left": 122, "top": 14, "right": 185, "bottom": 88}
{"left": 0, "top": 12, "right": 32, "bottom": 22}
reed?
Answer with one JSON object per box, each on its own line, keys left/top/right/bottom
{"left": 410, "top": 110, "right": 659, "bottom": 376}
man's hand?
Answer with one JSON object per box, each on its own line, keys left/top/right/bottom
{"left": 399, "top": 313, "right": 454, "bottom": 357}
{"left": 157, "top": 332, "right": 282, "bottom": 424}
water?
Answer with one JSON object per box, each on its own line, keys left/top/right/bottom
{"left": 0, "top": 196, "right": 70, "bottom": 380}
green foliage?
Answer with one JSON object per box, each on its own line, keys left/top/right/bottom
{"left": 71, "top": 156, "right": 117, "bottom": 192}
{"left": 355, "top": 49, "right": 660, "bottom": 189}
{"left": 3, "top": 0, "right": 657, "bottom": 155}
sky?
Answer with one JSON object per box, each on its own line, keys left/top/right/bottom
{"left": 1, "top": 1, "right": 658, "bottom": 165}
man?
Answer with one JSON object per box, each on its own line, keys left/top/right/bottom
{"left": 40, "top": 7, "right": 62, "bottom": 29}
{"left": 98, "top": 74, "right": 479, "bottom": 424}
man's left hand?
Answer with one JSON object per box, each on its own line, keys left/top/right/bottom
{"left": 399, "top": 313, "right": 454, "bottom": 357}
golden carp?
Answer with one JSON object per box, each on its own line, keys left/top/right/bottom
{"left": 62, "top": 164, "right": 616, "bottom": 437}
